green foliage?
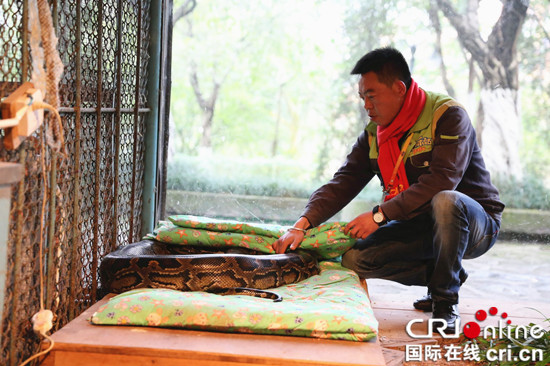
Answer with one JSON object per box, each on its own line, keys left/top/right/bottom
{"left": 169, "top": 0, "right": 550, "bottom": 210}
{"left": 517, "top": 1, "right": 550, "bottom": 182}
{"left": 170, "top": 0, "right": 348, "bottom": 165}
{"left": 463, "top": 310, "right": 550, "bottom": 365}
{"left": 167, "top": 154, "right": 317, "bottom": 198}
{"left": 167, "top": 156, "right": 550, "bottom": 210}
{"left": 166, "top": 153, "right": 382, "bottom": 200}
{"left": 493, "top": 174, "right": 550, "bottom": 210}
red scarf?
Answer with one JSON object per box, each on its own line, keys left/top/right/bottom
{"left": 377, "top": 79, "right": 426, "bottom": 201}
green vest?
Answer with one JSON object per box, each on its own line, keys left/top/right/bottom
{"left": 366, "top": 90, "right": 464, "bottom": 165}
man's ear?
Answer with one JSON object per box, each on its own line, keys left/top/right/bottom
{"left": 392, "top": 80, "right": 407, "bottom": 96}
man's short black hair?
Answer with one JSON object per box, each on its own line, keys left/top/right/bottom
{"left": 351, "top": 47, "right": 412, "bottom": 89}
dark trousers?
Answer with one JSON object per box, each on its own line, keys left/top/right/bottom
{"left": 341, "top": 191, "right": 500, "bottom": 304}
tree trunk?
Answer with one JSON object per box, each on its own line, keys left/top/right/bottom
{"left": 435, "top": 0, "right": 528, "bottom": 178}
{"left": 478, "top": 88, "right": 521, "bottom": 177}
{"left": 189, "top": 63, "right": 220, "bottom": 150}
{"left": 173, "top": 0, "right": 196, "bottom": 24}
{"left": 428, "top": 0, "right": 456, "bottom": 97}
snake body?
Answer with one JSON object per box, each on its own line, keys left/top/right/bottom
{"left": 99, "top": 240, "right": 320, "bottom": 300}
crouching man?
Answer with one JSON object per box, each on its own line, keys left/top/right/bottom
{"left": 274, "top": 47, "right": 504, "bottom": 334}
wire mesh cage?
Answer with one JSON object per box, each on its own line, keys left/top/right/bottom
{"left": 0, "top": 0, "right": 153, "bottom": 364}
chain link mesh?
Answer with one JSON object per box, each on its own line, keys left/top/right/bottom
{"left": 0, "top": 1, "right": 152, "bottom": 364}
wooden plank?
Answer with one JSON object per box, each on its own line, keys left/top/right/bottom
{"left": 0, "top": 162, "right": 24, "bottom": 187}
{"left": 42, "top": 351, "right": 264, "bottom": 366}
{"left": 42, "top": 295, "right": 386, "bottom": 366}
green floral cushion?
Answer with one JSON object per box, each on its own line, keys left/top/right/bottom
{"left": 91, "top": 261, "right": 378, "bottom": 342}
{"left": 145, "top": 215, "right": 356, "bottom": 259}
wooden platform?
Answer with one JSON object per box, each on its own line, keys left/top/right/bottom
{"left": 41, "top": 293, "right": 386, "bottom": 366}
{"left": 41, "top": 278, "right": 549, "bottom": 366}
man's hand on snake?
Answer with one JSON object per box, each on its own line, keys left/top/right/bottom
{"left": 344, "top": 212, "right": 378, "bottom": 240}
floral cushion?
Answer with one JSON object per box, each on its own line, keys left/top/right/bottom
{"left": 91, "top": 261, "right": 378, "bottom": 342}
{"left": 145, "top": 215, "right": 356, "bottom": 259}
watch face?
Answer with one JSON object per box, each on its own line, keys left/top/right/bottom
{"left": 373, "top": 212, "right": 384, "bottom": 223}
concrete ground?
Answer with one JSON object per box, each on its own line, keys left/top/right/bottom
{"left": 366, "top": 241, "right": 550, "bottom": 365}
{"left": 366, "top": 241, "right": 550, "bottom": 310}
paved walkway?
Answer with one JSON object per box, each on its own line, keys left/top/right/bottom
{"left": 366, "top": 241, "right": 550, "bottom": 314}
{"left": 366, "top": 241, "right": 549, "bottom": 365}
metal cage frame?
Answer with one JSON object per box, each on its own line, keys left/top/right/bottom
{"left": 0, "top": 0, "right": 171, "bottom": 364}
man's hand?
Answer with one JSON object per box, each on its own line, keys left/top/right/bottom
{"left": 273, "top": 217, "right": 310, "bottom": 254}
{"left": 273, "top": 230, "right": 305, "bottom": 254}
{"left": 344, "top": 212, "right": 379, "bottom": 239}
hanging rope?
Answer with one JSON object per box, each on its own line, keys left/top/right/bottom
{"left": 18, "top": 1, "right": 66, "bottom": 364}
{"left": 29, "top": 0, "right": 65, "bottom": 152}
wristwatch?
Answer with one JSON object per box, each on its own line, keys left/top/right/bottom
{"left": 372, "top": 205, "right": 387, "bottom": 226}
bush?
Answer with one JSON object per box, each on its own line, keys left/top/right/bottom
{"left": 167, "top": 155, "right": 550, "bottom": 211}
{"left": 493, "top": 173, "right": 550, "bottom": 210}
{"left": 166, "top": 154, "right": 381, "bottom": 199}
{"left": 167, "top": 154, "right": 316, "bottom": 198}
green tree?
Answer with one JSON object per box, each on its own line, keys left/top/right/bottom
{"left": 170, "top": 0, "right": 348, "bottom": 170}
{"left": 516, "top": 1, "right": 550, "bottom": 182}
{"left": 169, "top": 0, "right": 550, "bottom": 199}
{"left": 433, "top": 0, "right": 529, "bottom": 179}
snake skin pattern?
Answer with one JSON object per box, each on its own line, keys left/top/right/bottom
{"left": 99, "top": 240, "right": 320, "bottom": 299}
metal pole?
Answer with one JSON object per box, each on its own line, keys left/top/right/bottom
{"left": 130, "top": 0, "right": 143, "bottom": 243}
{"left": 141, "top": 0, "right": 164, "bottom": 236}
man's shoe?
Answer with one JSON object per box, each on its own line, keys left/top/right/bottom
{"left": 432, "top": 302, "right": 460, "bottom": 335}
{"left": 413, "top": 271, "right": 469, "bottom": 312}
{"left": 413, "top": 292, "right": 433, "bottom": 312}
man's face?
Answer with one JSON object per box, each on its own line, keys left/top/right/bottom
{"left": 358, "top": 71, "right": 407, "bottom": 127}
